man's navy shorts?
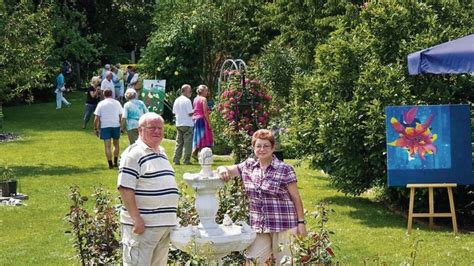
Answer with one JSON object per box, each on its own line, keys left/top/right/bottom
{"left": 100, "top": 127, "right": 120, "bottom": 140}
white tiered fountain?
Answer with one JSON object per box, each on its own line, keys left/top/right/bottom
{"left": 170, "top": 148, "right": 256, "bottom": 262}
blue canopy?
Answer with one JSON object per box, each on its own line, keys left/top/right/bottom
{"left": 407, "top": 34, "right": 474, "bottom": 75}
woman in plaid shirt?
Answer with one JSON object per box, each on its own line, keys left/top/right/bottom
{"left": 217, "top": 129, "right": 306, "bottom": 265}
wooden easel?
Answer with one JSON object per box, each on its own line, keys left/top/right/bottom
{"left": 407, "top": 183, "right": 458, "bottom": 234}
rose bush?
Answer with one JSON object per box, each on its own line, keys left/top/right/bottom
{"left": 215, "top": 70, "right": 272, "bottom": 162}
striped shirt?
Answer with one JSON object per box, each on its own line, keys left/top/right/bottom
{"left": 238, "top": 156, "right": 298, "bottom": 233}
{"left": 118, "top": 139, "right": 179, "bottom": 227}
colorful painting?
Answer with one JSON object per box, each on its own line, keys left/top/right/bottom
{"left": 385, "top": 104, "right": 472, "bottom": 186}
{"left": 141, "top": 79, "right": 166, "bottom": 113}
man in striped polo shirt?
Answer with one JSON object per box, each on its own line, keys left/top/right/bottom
{"left": 118, "top": 112, "right": 179, "bottom": 266}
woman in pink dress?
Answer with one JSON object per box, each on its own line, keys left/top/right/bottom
{"left": 192, "top": 85, "right": 214, "bottom": 158}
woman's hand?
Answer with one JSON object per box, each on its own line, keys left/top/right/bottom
{"left": 216, "top": 166, "right": 231, "bottom": 182}
{"left": 297, "top": 223, "right": 307, "bottom": 236}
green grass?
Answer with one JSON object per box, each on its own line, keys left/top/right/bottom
{"left": 1, "top": 92, "right": 473, "bottom": 265}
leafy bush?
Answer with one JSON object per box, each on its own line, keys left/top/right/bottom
{"left": 252, "top": 40, "right": 297, "bottom": 99}
{"left": 0, "top": 3, "right": 54, "bottom": 105}
{"left": 140, "top": 2, "right": 270, "bottom": 96}
{"left": 66, "top": 185, "right": 121, "bottom": 265}
{"left": 290, "top": 1, "right": 474, "bottom": 196}
{"left": 215, "top": 71, "right": 272, "bottom": 162}
{"left": 287, "top": 201, "right": 335, "bottom": 265}
{"left": 164, "top": 123, "right": 177, "bottom": 140}
{"left": 0, "top": 166, "right": 15, "bottom": 181}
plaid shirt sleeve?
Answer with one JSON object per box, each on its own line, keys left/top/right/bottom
{"left": 237, "top": 158, "right": 253, "bottom": 176}
{"left": 281, "top": 164, "right": 297, "bottom": 186}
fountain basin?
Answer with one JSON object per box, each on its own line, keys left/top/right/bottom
{"left": 171, "top": 223, "right": 256, "bottom": 259}
{"left": 170, "top": 147, "right": 256, "bottom": 261}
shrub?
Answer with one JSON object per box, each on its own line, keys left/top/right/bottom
{"left": 252, "top": 40, "right": 297, "bottom": 99}
{"left": 66, "top": 185, "right": 121, "bottom": 265}
{"left": 290, "top": 1, "right": 474, "bottom": 196}
{"left": 215, "top": 70, "right": 272, "bottom": 162}
{"left": 164, "top": 123, "right": 177, "bottom": 140}
{"left": 287, "top": 201, "right": 336, "bottom": 265}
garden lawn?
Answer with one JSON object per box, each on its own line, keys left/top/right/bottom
{"left": 0, "top": 92, "right": 473, "bottom": 265}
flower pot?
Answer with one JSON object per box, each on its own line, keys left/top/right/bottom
{"left": 0, "top": 179, "right": 17, "bottom": 197}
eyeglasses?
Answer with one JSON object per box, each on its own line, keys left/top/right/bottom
{"left": 144, "top": 126, "right": 162, "bottom": 131}
{"left": 255, "top": 144, "right": 272, "bottom": 150}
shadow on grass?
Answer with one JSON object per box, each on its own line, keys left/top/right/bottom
{"left": 11, "top": 164, "right": 105, "bottom": 177}
{"left": 324, "top": 195, "right": 407, "bottom": 229}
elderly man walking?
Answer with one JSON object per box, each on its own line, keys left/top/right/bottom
{"left": 117, "top": 112, "right": 179, "bottom": 266}
{"left": 172, "top": 84, "right": 194, "bottom": 165}
{"left": 101, "top": 71, "right": 115, "bottom": 99}
{"left": 94, "top": 88, "right": 123, "bottom": 169}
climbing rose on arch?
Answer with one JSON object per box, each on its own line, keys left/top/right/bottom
{"left": 216, "top": 71, "right": 272, "bottom": 136}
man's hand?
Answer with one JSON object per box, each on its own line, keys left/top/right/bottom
{"left": 95, "top": 129, "right": 99, "bottom": 137}
{"left": 132, "top": 216, "right": 145, "bottom": 235}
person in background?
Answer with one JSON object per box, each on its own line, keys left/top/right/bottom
{"left": 100, "top": 71, "right": 115, "bottom": 100}
{"left": 111, "top": 66, "right": 123, "bottom": 102}
{"left": 191, "top": 85, "right": 213, "bottom": 159}
{"left": 94, "top": 88, "right": 123, "bottom": 169}
{"left": 128, "top": 72, "right": 139, "bottom": 90}
{"left": 216, "top": 129, "right": 306, "bottom": 265}
{"left": 55, "top": 67, "right": 71, "bottom": 110}
{"left": 125, "top": 65, "right": 135, "bottom": 88}
{"left": 117, "top": 112, "right": 179, "bottom": 266}
{"left": 101, "top": 64, "right": 111, "bottom": 80}
{"left": 172, "top": 84, "right": 194, "bottom": 165}
{"left": 121, "top": 88, "right": 148, "bottom": 145}
{"left": 116, "top": 63, "right": 125, "bottom": 102}
{"left": 82, "top": 76, "right": 101, "bottom": 129}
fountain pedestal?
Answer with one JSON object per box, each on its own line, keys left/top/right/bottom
{"left": 170, "top": 148, "right": 256, "bottom": 261}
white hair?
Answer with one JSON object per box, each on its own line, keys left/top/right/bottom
{"left": 125, "top": 89, "right": 137, "bottom": 100}
{"left": 138, "top": 112, "right": 164, "bottom": 128}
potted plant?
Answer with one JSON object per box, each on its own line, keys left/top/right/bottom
{"left": 0, "top": 166, "right": 17, "bottom": 197}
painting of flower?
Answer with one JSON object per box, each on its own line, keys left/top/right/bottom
{"left": 388, "top": 107, "right": 437, "bottom": 160}
{"left": 385, "top": 104, "right": 473, "bottom": 186}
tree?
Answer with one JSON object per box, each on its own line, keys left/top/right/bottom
{"left": 0, "top": 2, "right": 54, "bottom": 111}
{"left": 140, "top": 2, "right": 268, "bottom": 94}
{"left": 290, "top": 1, "right": 474, "bottom": 195}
